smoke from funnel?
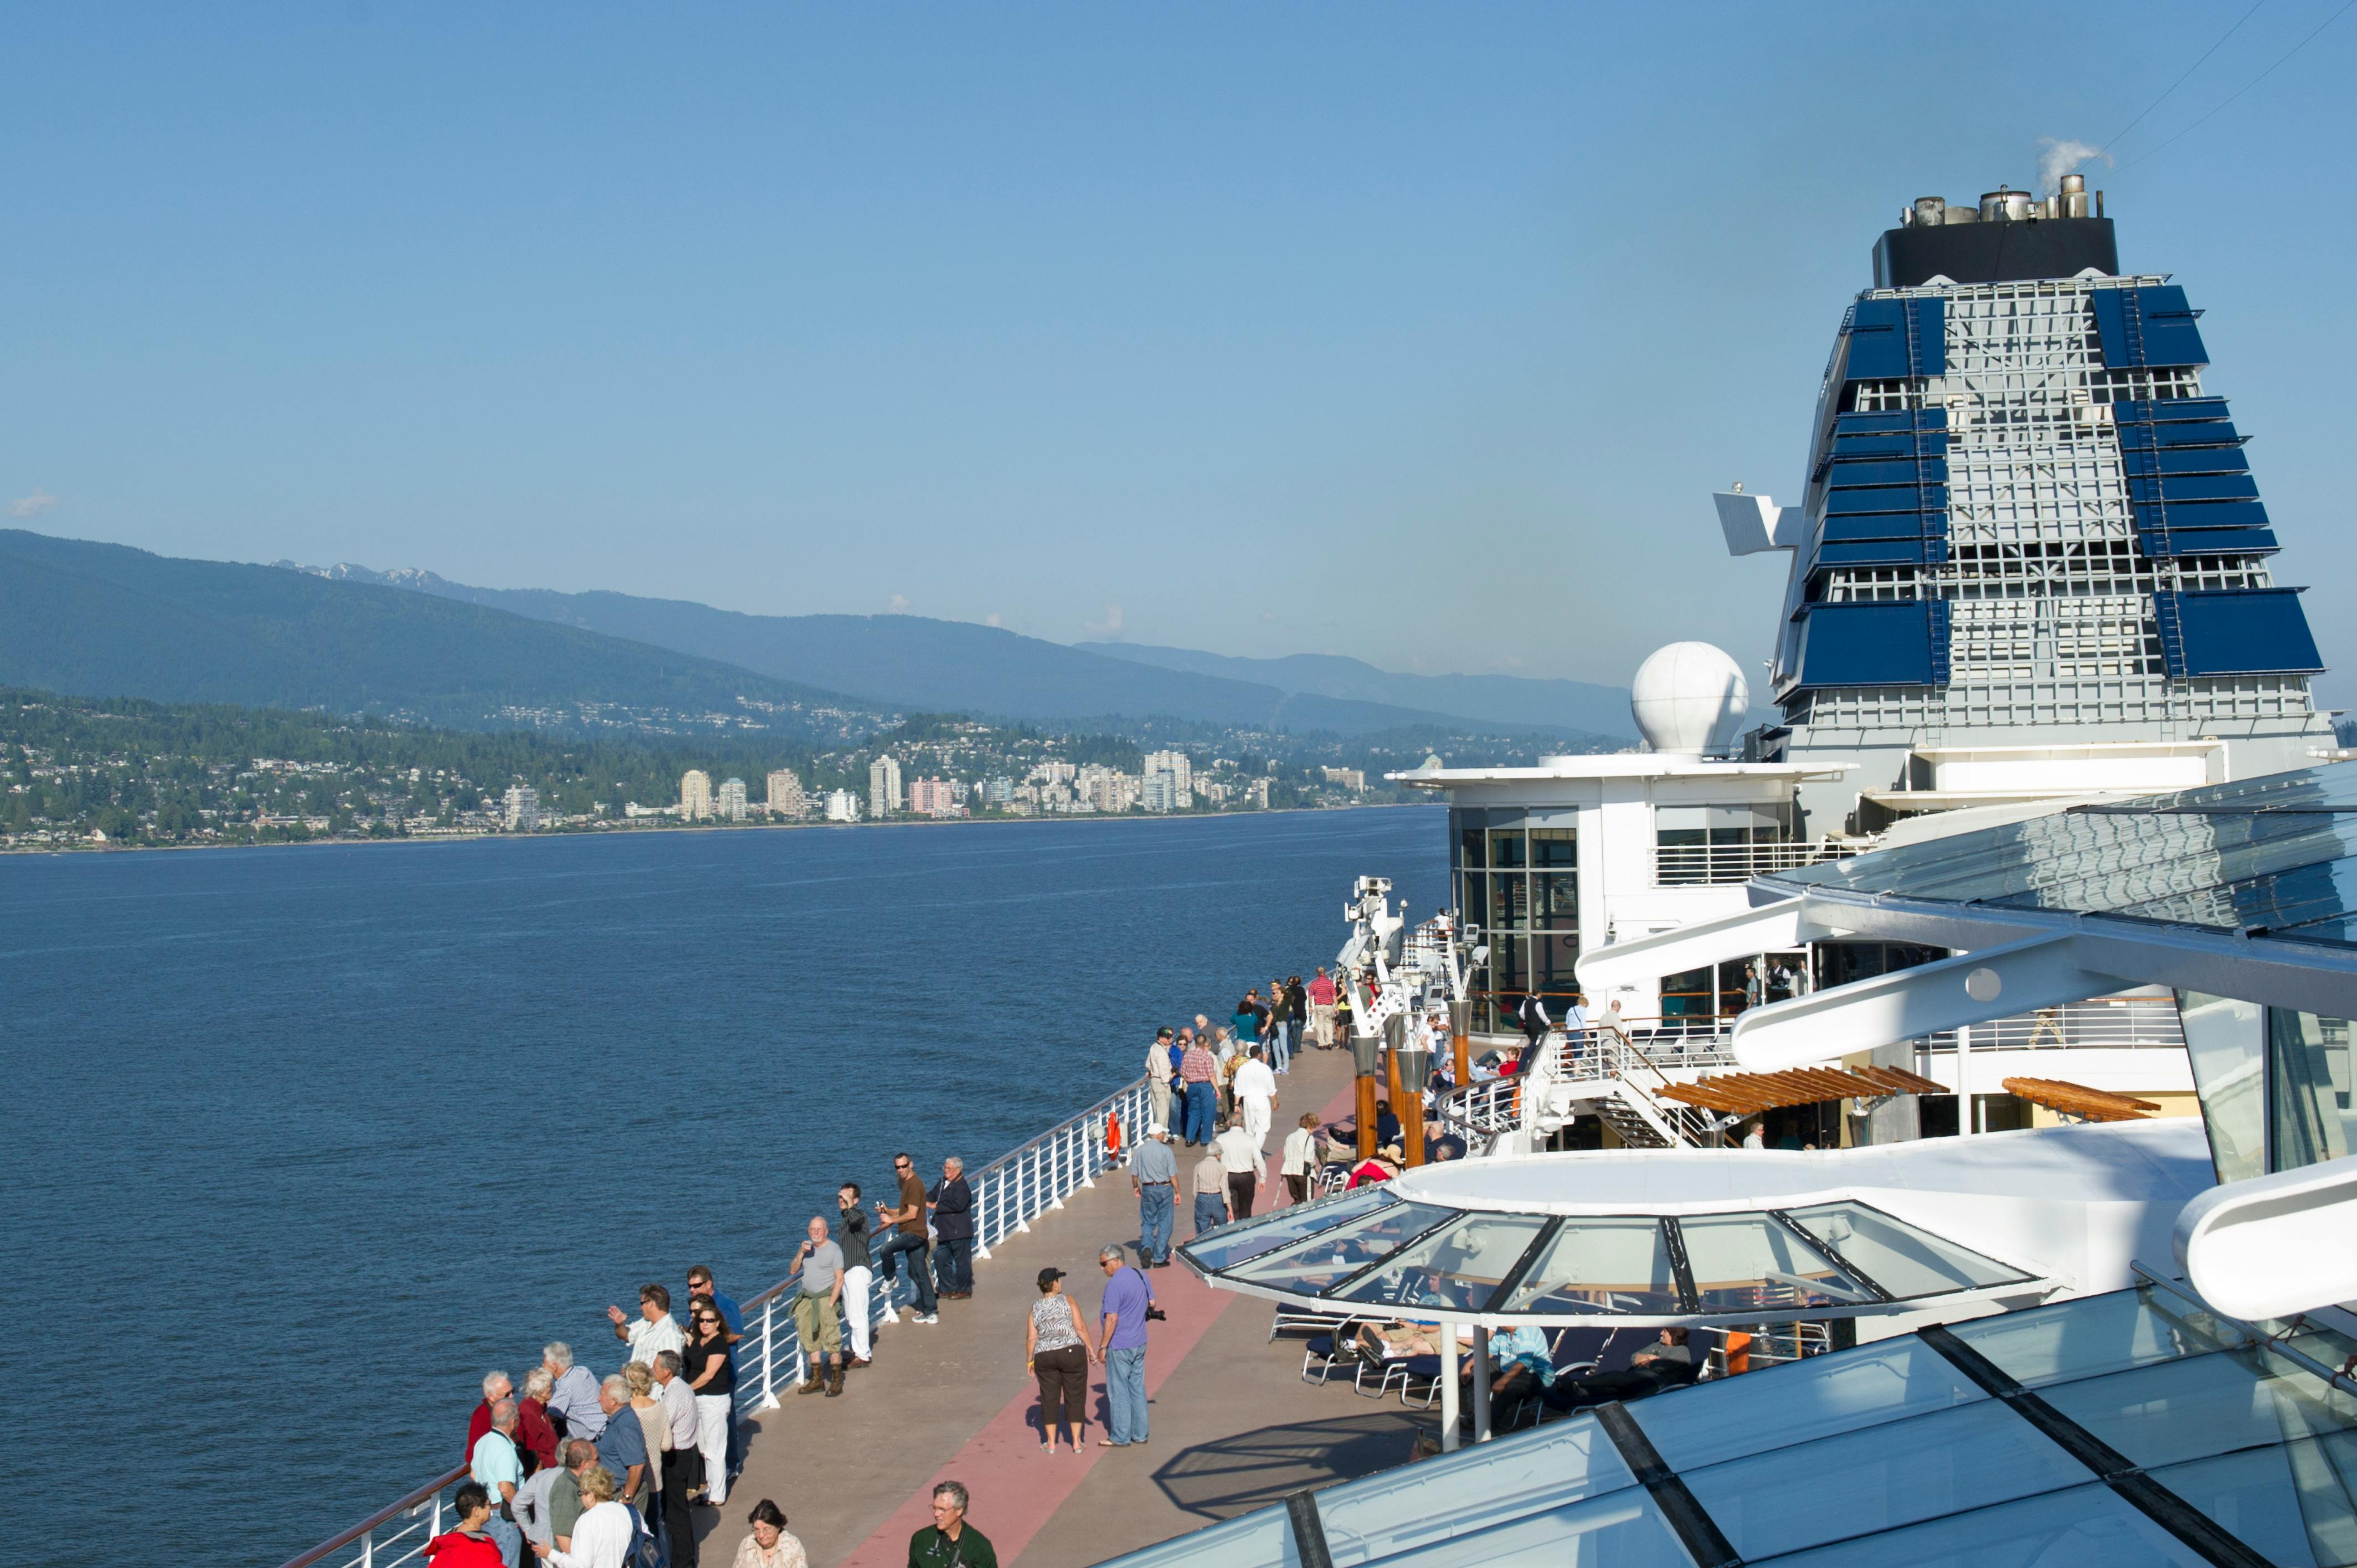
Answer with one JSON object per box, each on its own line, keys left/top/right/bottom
{"left": 2036, "top": 137, "right": 2113, "bottom": 197}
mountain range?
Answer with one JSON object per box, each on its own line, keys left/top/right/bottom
{"left": 280, "top": 559, "right": 1640, "bottom": 742}
{"left": 0, "top": 528, "right": 1639, "bottom": 745}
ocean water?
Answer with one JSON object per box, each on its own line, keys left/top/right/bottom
{"left": 2, "top": 806, "right": 1444, "bottom": 1566}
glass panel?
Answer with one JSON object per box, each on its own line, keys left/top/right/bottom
{"left": 2151, "top": 1434, "right": 2357, "bottom": 1568}
{"left": 1223, "top": 1201, "right": 1456, "bottom": 1294}
{"left": 1334, "top": 1212, "right": 1548, "bottom": 1312}
{"left": 1660, "top": 965, "right": 1715, "bottom": 1023}
{"left": 1634, "top": 1337, "right": 1989, "bottom": 1473}
{"left": 1460, "top": 873, "right": 1487, "bottom": 935}
{"left": 1454, "top": 809, "right": 1485, "bottom": 868}
{"left": 1530, "top": 827, "right": 1578, "bottom": 868}
{"left": 1180, "top": 1185, "right": 1397, "bottom": 1273}
{"left": 1534, "top": 871, "right": 1579, "bottom": 929}
{"left": 1677, "top": 1214, "right": 1879, "bottom": 1313}
{"left": 1784, "top": 1202, "right": 2032, "bottom": 1298}
{"left": 1683, "top": 1400, "right": 2090, "bottom": 1560}
{"left": 1533, "top": 933, "right": 1581, "bottom": 1007}
{"left": 2041, "top": 1344, "right": 2357, "bottom": 1469}
{"left": 2179, "top": 990, "right": 2266, "bottom": 1183}
{"left": 1490, "top": 936, "right": 1527, "bottom": 996}
{"left": 1088, "top": 1505, "right": 1290, "bottom": 1568}
{"left": 1488, "top": 827, "right": 1526, "bottom": 869}
{"left": 1496, "top": 1218, "right": 1684, "bottom": 1316}
{"left": 1947, "top": 1286, "right": 2246, "bottom": 1390}
{"left": 1754, "top": 1481, "right": 2214, "bottom": 1567}
{"left": 2271, "top": 1008, "right": 2355, "bottom": 1172}
{"left": 1355, "top": 1490, "right": 1689, "bottom": 1568}
{"left": 1314, "top": 1409, "right": 1638, "bottom": 1562}
{"left": 1488, "top": 871, "right": 1527, "bottom": 932}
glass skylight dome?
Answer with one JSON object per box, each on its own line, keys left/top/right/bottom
{"left": 1180, "top": 1180, "right": 2042, "bottom": 1328}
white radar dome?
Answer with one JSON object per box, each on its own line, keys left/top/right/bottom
{"left": 1630, "top": 642, "right": 1750, "bottom": 756}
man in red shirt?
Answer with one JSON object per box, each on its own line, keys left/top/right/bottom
{"left": 1307, "top": 967, "right": 1339, "bottom": 1050}
{"left": 465, "top": 1370, "right": 512, "bottom": 1460}
{"left": 1179, "top": 1035, "right": 1217, "bottom": 1147}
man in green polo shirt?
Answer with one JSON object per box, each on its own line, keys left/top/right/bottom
{"left": 909, "top": 1480, "right": 995, "bottom": 1567}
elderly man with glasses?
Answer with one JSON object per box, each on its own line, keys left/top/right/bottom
{"left": 873, "top": 1151, "right": 939, "bottom": 1324}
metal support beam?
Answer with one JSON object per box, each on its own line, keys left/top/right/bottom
{"left": 1469, "top": 1325, "right": 1493, "bottom": 1443}
{"left": 1438, "top": 1321, "right": 1461, "bottom": 1452}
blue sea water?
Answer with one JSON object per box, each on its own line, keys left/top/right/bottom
{"left": 2, "top": 807, "right": 1444, "bottom": 1566}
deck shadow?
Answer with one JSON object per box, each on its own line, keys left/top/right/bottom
{"left": 1148, "top": 1411, "right": 1422, "bottom": 1520}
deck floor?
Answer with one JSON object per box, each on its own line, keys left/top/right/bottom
{"left": 708, "top": 1041, "right": 1422, "bottom": 1568}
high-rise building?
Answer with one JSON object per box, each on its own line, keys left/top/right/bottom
{"left": 1143, "top": 749, "right": 1193, "bottom": 809}
{"left": 868, "top": 755, "right": 902, "bottom": 818}
{"left": 824, "top": 789, "right": 862, "bottom": 822}
{"left": 1320, "top": 767, "right": 1366, "bottom": 792}
{"left": 717, "top": 777, "right": 749, "bottom": 822}
{"left": 908, "top": 776, "right": 958, "bottom": 817}
{"left": 680, "top": 769, "right": 713, "bottom": 821}
{"left": 1747, "top": 174, "right": 2329, "bottom": 830}
{"left": 1247, "top": 777, "right": 1272, "bottom": 809}
{"left": 765, "top": 768, "right": 804, "bottom": 818}
{"left": 1142, "top": 772, "right": 1176, "bottom": 812}
{"left": 983, "top": 776, "right": 1015, "bottom": 807}
{"left": 501, "top": 785, "right": 541, "bottom": 831}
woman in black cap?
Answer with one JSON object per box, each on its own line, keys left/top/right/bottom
{"left": 1025, "top": 1266, "right": 1100, "bottom": 1454}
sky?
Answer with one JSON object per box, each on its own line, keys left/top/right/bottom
{"left": 4, "top": 3, "right": 2355, "bottom": 704}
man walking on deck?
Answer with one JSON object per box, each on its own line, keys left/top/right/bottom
{"left": 1178, "top": 1031, "right": 1217, "bottom": 1147}
{"left": 1214, "top": 1116, "right": 1265, "bottom": 1221}
{"left": 838, "top": 1182, "right": 876, "bottom": 1367}
{"left": 1191, "top": 1141, "right": 1228, "bottom": 1236}
{"left": 1129, "top": 1123, "right": 1177, "bottom": 1266}
{"left": 875, "top": 1153, "right": 939, "bottom": 1324}
{"left": 1308, "top": 967, "right": 1337, "bottom": 1049}
{"left": 1232, "top": 1044, "right": 1278, "bottom": 1153}
{"left": 789, "top": 1216, "right": 847, "bottom": 1396}
{"left": 929, "top": 1156, "right": 976, "bottom": 1300}
{"left": 1145, "top": 1026, "right": 1175, "bottom": 1136}
{"left": 1097, "top": 1244, "right": 1155, "bottom": 1446}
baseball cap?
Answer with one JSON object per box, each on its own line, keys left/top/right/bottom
{"left": 1037, "top": 1267, "right": 1066, "bottom": 1288}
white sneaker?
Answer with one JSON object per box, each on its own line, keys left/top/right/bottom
{"left": 915, "top": 1312, "right": 939, "bottom": 1324}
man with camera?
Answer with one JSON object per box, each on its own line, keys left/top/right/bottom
{"left": 1095, "top": 1244, "right": 1161, "bottom": 1447}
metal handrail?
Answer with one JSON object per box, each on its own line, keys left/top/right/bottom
{"left": 281, "top": 1073, "right": 1153, "bottom": 1568}
{"left": 274, "top": 1466, "right": 467, "bottom": 1568}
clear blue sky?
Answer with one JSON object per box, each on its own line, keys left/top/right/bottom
{"left": 4, "top": 3, "right": 2354, "bottom": 704}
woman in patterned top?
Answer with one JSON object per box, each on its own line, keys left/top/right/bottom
{"left": 1025, "top": 1267, "right": 1101, "bottom": 1454}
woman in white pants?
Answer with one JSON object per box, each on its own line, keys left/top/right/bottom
{"left": 684, "top": 1303, "right": 736, "bottom": 1505}
{"left": 838, "top": 1182, "right": 876, "bottom": 1366}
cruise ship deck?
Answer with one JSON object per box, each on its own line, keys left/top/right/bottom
{"left": 721, "top": 1042, "right": 1404, "bottom": 1568}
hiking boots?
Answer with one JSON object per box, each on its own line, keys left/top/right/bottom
{"left": 825, "top": 1368, "right": 844, "bottom": 1397}
{"left": 796, "top": 1373, "right": 826, "bottom": 1396}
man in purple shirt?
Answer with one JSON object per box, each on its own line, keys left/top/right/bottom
{"left": 1096, "top": 1244, "right": 1156, "bottom": 1447}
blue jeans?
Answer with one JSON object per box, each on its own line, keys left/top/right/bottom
{"left": 1270, "top": 1022, "right": 1292, "bottom": 1072}
{"left": 876, "top": 1230, "right": 936, "bottom": 1314}
{"left": 1138, "top": 1183, "right": 1174, "bottom": 1262}
{"left": 1105, "top": 1345, "right": 1149, "bottom": 1443}
{"left": 1193, "top": 1192, "right": 1226, "bottom": 1236}
{"left": 1183, "top": 1081, "right": 1215, "bottom": 1145}
{"left": 486, "top": 1513, "right": 523, "bottom": 1568}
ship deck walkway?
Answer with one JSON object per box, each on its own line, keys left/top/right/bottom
{"left": 716, "top": 1042, "right": 1417, "bottom": 1568}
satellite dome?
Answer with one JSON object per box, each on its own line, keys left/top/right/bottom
{"left": 1630, "top": 642, "right": 1749, "bottom": 756}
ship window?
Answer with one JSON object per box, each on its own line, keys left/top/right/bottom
{"left": 1181, "top": 1185, "right": 1399, "bottom": 1273}
{"left": 1334, "top": 1211, "right": 1551, "bottom": 1312}
{"left": 1675, "top": 1214, "right": 1879, "bottom": 1314}
{"left": 1783, "top": 1203, "right": 2032, "bottom": 1298}
{"left": 1223, "top": 1201, "right": 1458, "bottom": 1294}
{"left": 1495, "top": 1217, "right": 1684, "bottom": 1316}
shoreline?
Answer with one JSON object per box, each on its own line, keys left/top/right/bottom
{"left": 0, "top": 797, "right": 1429, "bottom": 857}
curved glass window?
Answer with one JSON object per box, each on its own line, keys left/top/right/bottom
{"left": 1182, "top": 1185, "right": 1398, "bottom": 1273}
{"left": 1224, "top": 1201, "right": 1458, "bottom": 1294}
{"left": 1334, "top": 1212, "right": 1550, "bottom": 1313}
{"left": 1784, "top": 1203, "right": 2031, "bottom": 1298}
{"left": 1497, "top": 1218, "right": 1683, "bottom": 1316}
{"left": 1680, "top": 1214, "right": 1878, "bottom": 1313}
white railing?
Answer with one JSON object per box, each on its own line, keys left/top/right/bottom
{"left": 1921, "top": 996, "right": 2186, "bottom": 1053}
{"left": 1654, "top": 838, "right": 1865, "bottom": 886}
{"left": 279, "top": 1075, "right": 1152, "bottom": 1568}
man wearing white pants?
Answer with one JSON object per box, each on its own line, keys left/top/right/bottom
{"left": 1232, "top": 1044, "right": 1278, "bottom": 1153}
{"left": 837, "top": 1182, "right": 877, "bottom": 1367}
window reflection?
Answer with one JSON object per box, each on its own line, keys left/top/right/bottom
{"left": 2178, "top": 992, "right": 2356, "bottom": 1181}
{"left": 1181, "top": 1185, "right": 1397, "bottom": 1273}
{"left": 1679, "top": 1214, "right": 1879, "bottom": 1313}
{"left": 1497, "top": 1218, "right": 1684, "bottom": 1316}
{"left": 1226, "top": 1201, "right": 1455, "bottom": 1294}
{"left": 1336, "top": 1213, "right": 1549, "bottom": 1312}
{"left": 1783, "top": 1203, "right": 2031, "bottom": 1298}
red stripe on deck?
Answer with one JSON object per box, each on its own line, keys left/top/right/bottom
{"left": 839, "top": 1077, "right": 1361, "bottom": 1566}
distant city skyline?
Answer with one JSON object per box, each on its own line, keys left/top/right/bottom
{"left": 5, "top": 6, "right": 2354, "bottom": 703}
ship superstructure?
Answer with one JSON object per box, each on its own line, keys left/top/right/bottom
{"left": 1746, "top": 174, "right": 2334, "bottom": 832}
